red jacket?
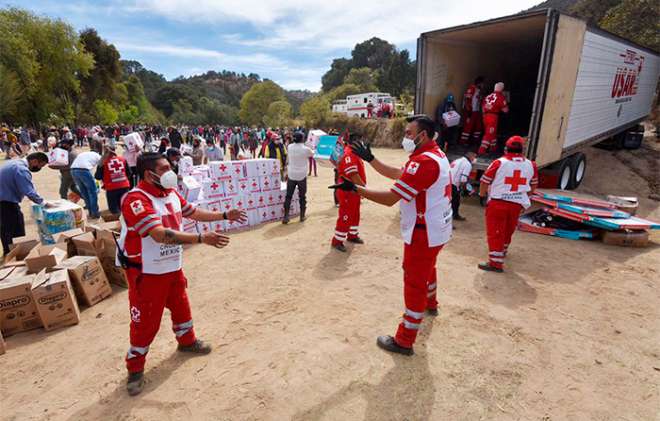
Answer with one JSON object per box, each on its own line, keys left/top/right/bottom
{"left": 102, "top": 155, "right": 131, "bottom": 191}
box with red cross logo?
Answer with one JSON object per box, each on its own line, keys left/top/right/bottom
{"left": 230, "top": 162, "right": 246, "bottom": 179}
{"left": 201, "top": 180, "right": 225, "bottom": 200}
{"left": 259, "top": 176, "right": 273, "bottom": 192}
{"left": 270, "top": 175, "right": 281, "bottom": 191}
{"left": 224, "top": 178, "right": 239, "bottom": 197}
{"left": 247, "top": 177, "right": 261, "bottom": 193}
{"left": 209, "top": 161, "right": 233, "bottom": 181}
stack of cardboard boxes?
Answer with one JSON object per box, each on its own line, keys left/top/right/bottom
{"left": 0, "top": 221, "right": 124, "bottom": 354}
{"left": 178, "top": 158, "right": 299, "bottom": 233}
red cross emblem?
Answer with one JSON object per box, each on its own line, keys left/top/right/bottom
{"left": 210, "top": 182, "right": 220, "bottom": 191}
{"left": 219, "top": 163, "right": 227, "bottom": 172}
{"left": 258, "top": 197, "right": 264, "bottom": 204}
{"left": 162, "top": 203, "right": 182, "bottom": 229}
{"left": 504, "top": 170, "right": 528, "bottom": 192}
{"left": 234, "top": 167, "right": 241, "bottom": 175}
{"left": 224, "top": 202, "right": 231, "bottom": 211}
{"left": 248, "top": 199, "right": 254, "bottom": 207}
{"left": 109, "top": 159, "right": 124, "bottom": 173}
{"left": 236, "top": 200, "right": 243, "bottom": 208}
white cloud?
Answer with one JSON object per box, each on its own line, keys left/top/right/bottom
{"left": 133, "top": 0, "right": 540, "bottom": 50}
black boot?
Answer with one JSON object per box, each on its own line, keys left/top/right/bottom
{"left": 300, "top": 206, "right": 306, "bottom": 222}
{"left": 127, "top": 371, "right": 144, "bottom": 396}
{"left": 376, "top": 335, "right": 413, "bottom": 356}
{"left": 178, "top": 339, "right": 212, "bottom": 354}
{"left": 282, "top": 207, "right": 290, "bottom": 224}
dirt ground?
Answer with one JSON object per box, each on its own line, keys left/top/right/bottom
{"left": 1, "top": 142, "right": 659, "bottom": 421}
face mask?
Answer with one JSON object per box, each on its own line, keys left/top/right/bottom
{"left": 401, "top": 133, "right": 420, "bottom": 153}
{"left": 150, "top": 170, "right": 178, "bottom": 190}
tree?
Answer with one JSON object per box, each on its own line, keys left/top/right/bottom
{"left": 0, "top": 64, "right": 24, "bottom": 122}
{"left": 569, "top": 0, "right": 623, "bottom": 25}
{"left": 326, "top": 83, "right": 362, "bottom": 103}
{"left": 0, "top": 7, "right": 93, "bottom": 125}
{"left": 321, "top": 58, "right": 352, "bottom": 92}
{"left": 344, "top": 67, "right": 379, "bottom": 91}
{"left": 599, "top": 0, "right": 659, "bottom": 51}
{"left": 94, "top": 99, "right": 118, "bottom": 124}
{"left": 263, "top": 100, "right": 292, "bottom": 127}
{"left": 78, "top": 28, "right": 121, "bottom": 108}
{"left": 300, "top": 95, "right": 330, "bottom": 127}
{"left": 239, "top": 81, "right": 286, "bottom": 125}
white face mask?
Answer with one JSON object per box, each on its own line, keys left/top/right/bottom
{"left": 151, "top": 170, "right": 178, "bottom": 190}
{"left": 401, "top": 133, "right": 420, "bottom": 153}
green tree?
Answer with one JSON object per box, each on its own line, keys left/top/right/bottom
{"left": 321, "top": 58, "right": 352, "bottom": 92}
{"left": 344, "top": 67, "right": 379, "bottom": 91}
{"left": 351, "top": 38, "right": 396, "bottom": 70}
{"left": 599, "top": 0, "right": 659, "bottom": 51}
{"left": 569, "top": 0, "right": 623, "bottom": 25}
{"left": 0, "top": 7, "right": 93, "bottom": 125}
{"left": 78, "top": 28, "right": 121, "bottom": 108}
{"left": 118, "top": 105, "right": 139, "bottom": 124}
{"left": 0, "top": 64, "right": 24, "bottom": 122}
{"left": 326, "top": 83, "right": 362, "bottom": 103}
{"left": 93, "top": 99, "right": 118, "bottom": 124}
{"left": 300, "top": 95, "right": 330, "bottom": 127}
{"left": 263, "top": 100, "right": 292, "bottom": 127}
{"left": 239, "top": 80, "right": 286, "bottom": 125}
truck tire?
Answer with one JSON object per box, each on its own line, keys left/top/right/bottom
{"left": 570, "top": 152, "right": 587, "bottom": 189}
{"left": 557, "top": 157, "right": 573, "bottom": 190}
{"left": 623, "top": 124, "right": 644, "bottom": 149}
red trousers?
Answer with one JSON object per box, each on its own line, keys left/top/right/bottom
{"left": 395, "top": 228, "right": 443, "bottom": 349}
{"left": 485, "top": 199, "right": 522, "bottom": 269}
{"left": 332, "top": 190, "right": 361, "bottom": 245}
{"left": 125, "top": 268, "right": 196, "bottom": 373}
{"left": 479, "top": 113, "right": 499, "bottom": 154}
{"left": 460, "top": 111, "right": 482, "bottom": 144}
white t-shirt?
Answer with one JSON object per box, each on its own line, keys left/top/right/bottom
{"left": 71, "top": 151, "right": 101, "bottom": 171}
{"left": 450, "top": 156, "right": 472, "bottom": 187}
{"left": 287, "top": 143, "right": 314, "bottom": 181}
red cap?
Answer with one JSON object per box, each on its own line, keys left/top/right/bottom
{"left": 505, "top": 135, "right": 525, "bottom": 149}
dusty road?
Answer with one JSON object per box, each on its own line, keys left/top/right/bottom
{"left": 1, "top": 144, "right": 659, "bottom": 421}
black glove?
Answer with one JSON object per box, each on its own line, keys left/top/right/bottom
{"left": 328, "top": 177, "right": 357, "bottom": 192}
{"left": 350, "top": 140, "right": 374, "bottom": 163}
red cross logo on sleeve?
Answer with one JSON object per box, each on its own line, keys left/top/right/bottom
{"left": 162, "top": 203, "right": 183, "bottom": 229}
{"left": 504, "top": 170, "right": 528, "bottom": 192}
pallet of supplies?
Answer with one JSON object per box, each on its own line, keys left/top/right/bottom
{"left": 56, "top": 256, "right": 112, "bottom": 306}
{"left": 0, "top": 273, "right": 43, "bottom": 336}
{"left": 31, "top": 269, "right": 80, "bottom": 331}
{"left": 32, "top": 200, "right": 86, "bottom": 245}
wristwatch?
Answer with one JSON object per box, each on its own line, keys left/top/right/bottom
{"left": 222, "top": 211, "right": 227, "bottom": 220}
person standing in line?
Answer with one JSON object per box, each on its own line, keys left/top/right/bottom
{"left": 191, "top": 137, "right": 204, "bottom": 166}
{"left": 123, "top": 136, "right": 142, "bottom": 188}
{"left": 71, "top": 150, "right": 102, "bottom": 219}
{"left": 264, "top": 134, "right": 287, "bottom": 181}
{"left": 331, "top": 115, "right": 452, "bottom": 355}
{"left": 305, "top": 132, "right": 318, "bottom": 177}
{"left": 97, "top": 145, "right": 131, "bottom": 215}
{"left": 229, "top": 128, "right": 241, "bottom": 161}
{"left": 283, "top": 132, "right": 314, "bottom": 224}
{"left": 53, "top": 140, "right": 81, "bottom": 200}
{"left": 118, "top": 152, "right": 246, "bottom": 396}
{"left": 0, "top": 152, "right": 50, "bottom": 255}
{"left": 204, "top": 139, "right": 223, "bottom": 163}
{"left": 449, "top": 151, "right": 476, "bottom": 221}
{"left": 478, "top": 136, "right": 537, "bottom": 272}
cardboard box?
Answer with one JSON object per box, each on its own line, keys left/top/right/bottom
{"left": 0, "top": 330, "right": 5, "bottom": 355}
{"left": 244, "top": 159, "right": 261, "bottom": 178}
{"left": 247, "top": 177, "right": 261, "bottom": 193}
{"left": 181, "top": 176, "right": 202, "bottom": 202}
{"left": 202, "top": 200, "right": 223, "bottom": 214}
{"left": 232, "top": 195, "right": 247, "bottom": 210}
{"left": 230, "top": 161, "right": 246, "bottom": 179}
{"left": 99, "top": 257, "right": 128, "bottom": 288}
{"left": 245, "top": 194, "right": 258, "bottom": 211}
{"left": 197, "top": 222, "right": 212, "bottom": 234}
{"left": 32, "top": 200, "right": 85, "bottom": 244}
{"left": 0, "top": 274, "right": 42, "bottom": 336}
{"left": 247, "top": 209, "right": 260, "bottom": 226}
{"left": 209, "top": 161, "right": 232, "bottom": 181}
{"left": 259, "top": 176, "right": 273, "bottom": 192}
{"left": 56, "top": 256, "right": 112, "bottom": 306}
{"left": 211, "top": 220, "right": 226, "bottom": 232}
{"left": 602, "top": 230, "right": 649, "bottom": 247}
{"left": 123, "top": 132, "right": 144, "bottom": 152}
{"left": 0, "top": 266, "right": 27, "bottom": 281}
{"left": 182, "top": 218, "right": 198, "bottom": 234}
{"left": 100, "top": 210, "right": 120, "bottom": 222}
{"left": 270, "top": 175, "right": 282, "bottom": 191}
{"left": 24, "top": 244, "right": 67, "bottom": 274}
{"left": 71, "top": 232, "right": 99, "bottom": 257}
{"left": 202, "top": 179, "right": 225, "bottom": 199}
{"left": 224, "top": 178, "right": 238, "bottom": 197}
{"left": 52, "top": 228, "right": 85, "bottom": 256}
{"left": 31, "top": 270, "right": 80, "bottom": 331}
{"left": 220, "top": 197, "right": 234, "bottom": 214}
{"left": 4, "top": 237, "right": 39, "bottom": 267}
{"left": 47, "top": 147, "right": 69, "bottom": 167}
{"left": 179, "top": 156, "right": 194, "bottom": 176}
{"left": 236, "top": 178, "right": 250, "bottom": 195}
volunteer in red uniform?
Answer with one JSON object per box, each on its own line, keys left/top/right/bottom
{"left": 332, "top": 115, "right": 452, "bottom": 355}
{"left": 98, "top": 145, "right": 131, "bottom": 215}
{"left": 478, "top": 136, "right": 537, "bottom": 272}
{"left": 460, "top": 76, "right": 484, "bottom": 145}
{"left": 479, "top": 82, "right": 509, "bottom": 155}
{"left": 118, "top": 152, "right": 246, "bottom": 396}
{"left": 331, "top": 134, "right": 366, "bottom": 252}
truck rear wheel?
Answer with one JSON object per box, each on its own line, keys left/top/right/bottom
{"left": 558, "top": 158, "right": 573, "bottom": 190}
{"left": 570, "top": 152, "right": 587, "bottom": 189}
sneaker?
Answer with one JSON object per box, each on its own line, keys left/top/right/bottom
{"left": 477, "top": 262, "right": 503, "bottom": 273}
{"left": 376, "top": 335, "right": 413, "bottom": 356}
{"left": 332, "top": 243, "right": 347, "bottom": 253}
{"left": 347, "top": 237, "right": 364, "bottom": 244}
{"left": 453, "top": 215, "right": 466, "bottom": 221}
{"left": 177, "top": 339, "right": 212, "bottom": 354}
{"left": 282, "top": 218, "right": 289, "bottom": 225}
{"left": 427, "top": 308, "right": 439, "bottom": 316}
{"left": 126, "top": 371, "right": 144, "bottom": 396}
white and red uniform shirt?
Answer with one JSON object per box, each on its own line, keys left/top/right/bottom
{"left": 102, "top": 155, "right": 130, "bottom": 191}
{"left": 482, "top": 92, "right": 508, "bottom": 115}
{"left": 463, "top": 84, "right": 481, "bottom": 112}
{"left": 449, "top": 156, "right": 472, "bottom": 187}
{"left": 480, "top": 153, "right": 538, "bottom": 208}
{"left": 337, "top": 146, "right": 366, "bottom": 184}
{"left": 391, "top": 142, "right": 453, "bottom": 247}
{"left": 118, "top": 181, "right": 195, "bottom": 274}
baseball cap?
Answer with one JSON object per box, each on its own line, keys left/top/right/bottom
{"left": 505, "top": 136, "right": 525, "bottom": 149}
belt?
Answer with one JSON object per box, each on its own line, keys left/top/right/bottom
{"left": 414, "top": 224, "right": 426, "bottom": 230}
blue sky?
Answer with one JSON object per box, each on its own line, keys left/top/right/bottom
{"left": 9, "top": 0, "right": 540, "bottom": 91}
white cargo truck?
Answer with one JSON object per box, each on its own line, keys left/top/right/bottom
{"left": 415, "top": 9, "right": 659, "bottom": 189}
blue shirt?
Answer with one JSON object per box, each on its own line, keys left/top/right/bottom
{"left": 0, "top": 159, "right": 44, "bottom": 204}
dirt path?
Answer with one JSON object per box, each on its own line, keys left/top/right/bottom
{"left": 1, "top": 145, "right": 659, "bottom": 421}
